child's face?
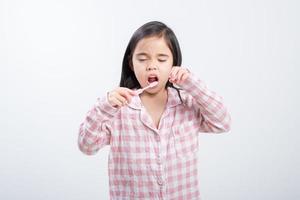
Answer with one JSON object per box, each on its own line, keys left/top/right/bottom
{"left": 132, "top": 36, "right": 173, "bottom": 93}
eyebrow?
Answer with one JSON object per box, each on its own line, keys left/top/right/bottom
{"left": 135, "top": 53, "right": 169, "bottom": 57}
{"left": 157, "top": 54, "right": 169, "bottom": 57}
{"left": 136, "top": 53, "right": 148, "bottom": 57}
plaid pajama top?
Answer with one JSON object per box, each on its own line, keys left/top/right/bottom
{"left": 78, "top": 73, "right": 231, "bottom": 200}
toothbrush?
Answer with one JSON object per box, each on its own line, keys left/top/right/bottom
{"left": 135, "top": 81, "right": 158, "bottom": 95}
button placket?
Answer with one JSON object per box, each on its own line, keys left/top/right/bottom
{"left": 155, "top": 134, "right": 165, "bottom": 188}
{"left": 156, "top": 157, "right": 162, "bottom": 165}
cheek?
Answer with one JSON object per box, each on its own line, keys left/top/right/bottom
{"left": 132, "top": 60, "right": 145, "bottom": 72}
{"left": 160, "top": 63, "right": 173, "bottom": 76}
{"left": 133, "top": 65, "right": 145, "bottom": 81}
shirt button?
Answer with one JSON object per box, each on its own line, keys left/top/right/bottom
{"left": 155, "top": 136, "right": 160, "bottom": 142}
{"left": 157, "top": 178, "right": 164, "bottom": 185}
{"left": 157, "top": 158, "right": 162, "bottom": 165}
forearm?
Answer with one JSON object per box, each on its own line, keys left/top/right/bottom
{"left": 180, "top": 73, "right": 231, "bottom": 133}
{"left": 78, "top": 95, "right": 120, "bottom": 155}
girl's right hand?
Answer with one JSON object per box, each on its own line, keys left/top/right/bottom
{"left": 107, "top": 87, "right": 136, "bottom": 108}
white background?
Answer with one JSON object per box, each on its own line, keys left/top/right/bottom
{"left": 0, "top": 0, "right": 299, "bottom": 199}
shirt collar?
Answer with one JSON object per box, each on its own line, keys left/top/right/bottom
{"left": 128, "top": 87, "right": 182, "bottom": 110}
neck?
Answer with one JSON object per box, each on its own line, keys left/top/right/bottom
{"left": 140, "top": 87, "right": 168, "bottom": 103}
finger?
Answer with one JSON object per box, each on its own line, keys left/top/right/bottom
{"left": 114, "top": 94, "right": 128, "bottom": 106}
{"left": 178, "top": 70, "right": 190, "bottom": 85}
{"left": 119, "top": 89, "right": 134, "bottom": 102}
{"left": 177, "top": 69, "right": 186, "bottom": 82}
{"left": 169, "top": 67, "right": 180, "bottom": 81}
{"left": 110, "top": 96, "right": 124, "bottom": 107}
{"left": 125, "top": 88, "right": 136, "bottom": 97}
{"left": 172, "top": 69, "right": 183, "bottom": 83}
{"left": 181, "top": 72, "right": 189, "bottom": 81}
{"left": 108, "top": 92, "right": 117, "bottom": 106}
{"left": 170, "top": 67, "right": 180, "bottom": 78}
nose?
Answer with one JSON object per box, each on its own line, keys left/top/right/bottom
{"left": 146, "top": 65, "right": 157, "bottom": 71}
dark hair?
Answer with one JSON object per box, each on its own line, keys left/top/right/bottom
{"left": 119, "top": 21, "right": 183, "bottom": 101}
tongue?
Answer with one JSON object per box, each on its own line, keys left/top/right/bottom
{"left": 148, "top": 78, "right": 157, "bottom": 83}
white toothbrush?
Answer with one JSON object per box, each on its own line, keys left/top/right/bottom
{"left": 135, "top": 81, "right": 158, "bottom": 95}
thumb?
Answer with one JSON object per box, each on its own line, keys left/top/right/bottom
{"left": 127, "top": 88, "right": 137, "bottom": 96}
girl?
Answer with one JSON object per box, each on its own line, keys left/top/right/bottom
{"left": 78, "top": 21, "right": 231, "bottom": 200}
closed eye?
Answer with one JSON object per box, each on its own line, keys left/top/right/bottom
{"left": 158, "top": 59, "right": 167, "bottom": 62}
{"left": 138, "top": 59, "right": 147, "bottom": 62}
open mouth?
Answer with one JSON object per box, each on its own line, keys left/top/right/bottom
{"left": 147, "top": 75, "right": 159, "bottom": 84}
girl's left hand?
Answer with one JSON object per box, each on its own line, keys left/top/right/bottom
{"left": 169, "top": 66, "right": 190, "bottom": 85}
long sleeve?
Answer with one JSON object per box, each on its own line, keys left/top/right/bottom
{"left": 78, "top": 95, "right": 120, "bottom": 155}
{"left": 180, "top": 72, "right": 231, "bottom": 133}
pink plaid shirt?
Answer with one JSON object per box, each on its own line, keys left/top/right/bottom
{"left": 78, "top": 73, "right": 231, "bottom": 200}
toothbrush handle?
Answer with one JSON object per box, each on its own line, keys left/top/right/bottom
{"left": 135, "top": 84, "right": 153, "bottom": 95}
{"left": 135, "top": 88, "right": 143, "bottom": 95}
